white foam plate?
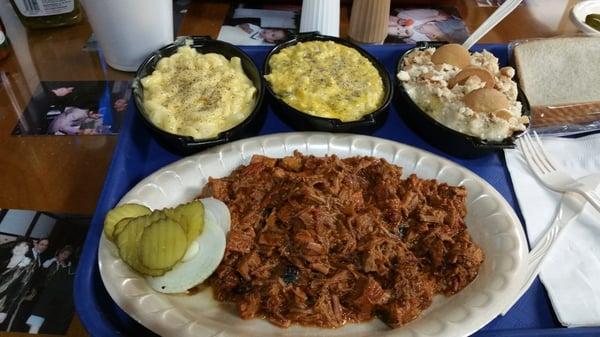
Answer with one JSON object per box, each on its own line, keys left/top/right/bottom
{"left": 98, "top": 132, "right": 527, "bottom": 337}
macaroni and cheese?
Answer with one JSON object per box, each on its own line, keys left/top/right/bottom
{"left": 141, "top": 46, "right": 256, "bottom": 139}
{"left": 265, "top": 41, "right": 384, "bottom": 122}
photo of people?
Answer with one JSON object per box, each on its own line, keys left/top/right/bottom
{"left": 13, "top": 80, "right": 132, "bottom": 136}
{"left": 385, "top": 7, "right": 470, "bottom": 44}
{"left": 0, "top": 209, "right": 89, "bottom": 334}
{"left": 475, "top": 0, "right": 526, "bottom": 6}
{"left": 0, "top": 240, "right": 36, "bottom": 329}
{"left": 217, "top": 3, "right": 300, "bottom": 45}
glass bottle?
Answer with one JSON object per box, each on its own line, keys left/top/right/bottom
{"left": 9, "top": 0, "right": 82, "bottom": 29}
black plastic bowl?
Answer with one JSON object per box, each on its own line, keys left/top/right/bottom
{"left": 133, "top": 36, "right": 265, "bottom": 155}
{"left": 263, "top": 32, "right": 393, "bottom": 134}
{"left": 395, "top": 41, "right": 530, "bottom": 158}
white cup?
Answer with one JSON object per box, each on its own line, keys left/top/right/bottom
{"left": 81, "top": 0, "right": 173, "bottom": 72}
{"left": 299, "top": 0, "right": 340, "bottom": 37}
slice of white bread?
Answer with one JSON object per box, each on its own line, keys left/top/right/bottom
{"left": 514, "top": 37, "right": 600, "bottom": 107}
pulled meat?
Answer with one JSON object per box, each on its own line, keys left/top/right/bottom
{"left": 202, "top": 152, "right": 484, "bottom": 328}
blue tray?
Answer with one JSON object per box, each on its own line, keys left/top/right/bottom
{"left": 74, "top": 45, "right": 600, "bottom": 337}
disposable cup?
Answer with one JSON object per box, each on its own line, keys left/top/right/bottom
{"left": 299, "top": 0, "right": 340, "bottom": 37}
{"left": 81, "top": 0, "right": 173, "bottom": 72}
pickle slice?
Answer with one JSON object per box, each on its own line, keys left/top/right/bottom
{"left": 113, "top": 218, "right": 133, "bottom": 240}
{"left": 113, "top": 210, "right": 166, "bottom": 239}
{"left": 115, "top": 216, "right": 166, "bottom": 276}
{"left": 162, "top": 207, "right": 178, "bottom": 223}
{"left": 138, "top": 218, "right": 187, "bottom": 270}
{"left": 145, "top": 216, "right": 227, "bottom": 294}
{"left": 104, "top": 203, "right": 152, "bottom": 241}
{"left": 586, "top": 14, "right": 600, "bottom": 31}
{"left": 168, "top": 200, "right": 205, "bottom": 244}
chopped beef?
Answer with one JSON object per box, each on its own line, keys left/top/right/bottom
{"left": 226, "top": 230, "right": 254, "bottom": 253}
{"left": 237, "top": 290, "right": 261, "bottom": 319}
{"left": 202, "top": 152, "right": 484, "bottom": 329}
{"left": 281, "top": 264, "right": 300, "bottom": 284}
{"left": 352, "top": 277, "right": 390, "bottom": 313}
{"left": 237, "top": 250, "right": 261, "bottom": 280}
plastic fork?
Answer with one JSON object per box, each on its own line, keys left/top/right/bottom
{"left": 517, "top": 132, "right": 600, "bottom": 214}
{"left": 501, "top": 173, "right": 600, "bottom": 315}
{"left": 462, "top": 0, "right": 524, "bottom": 50}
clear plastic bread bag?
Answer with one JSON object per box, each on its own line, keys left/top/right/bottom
{"left": 509, "top": 36, "right": 600, "bottom": 136}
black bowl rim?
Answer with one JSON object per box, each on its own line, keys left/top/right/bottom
{"left": 263, "top": 32, "right": 393, "bottom": 128}
{"left": 132, "top": 35, "right": 265, "bottom": 147}
{"left": 395, "top": 41, "right": 531, "bottom": 150}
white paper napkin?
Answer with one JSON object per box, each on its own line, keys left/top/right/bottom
{"left": 504, "top": 133, "right": 600, "bottom": 327}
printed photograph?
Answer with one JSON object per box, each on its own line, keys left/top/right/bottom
{"left": 475, "top": 0, "right": 526, "bottom": 7}
{"left": 0, "top": 209, "right": 90, "bottom": 334}
{"left": 217, "top": 3, "right": 300, "bottom": 45}
{"left": 386, "top": 7, "right": 470, "bottom": 44}
{"left": 13, "top": 81, "right": 131, "bottom": 136}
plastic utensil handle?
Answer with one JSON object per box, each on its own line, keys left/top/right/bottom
{"left": 574, "top": 188, "right": 600, "bottom": 215}
{"left": 463, "top": 0, "right": 523, "bottom": 50}
{"left": 501, "top": 192, "right": 586, "bottom": 316}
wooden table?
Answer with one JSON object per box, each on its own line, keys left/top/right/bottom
{"left": 0, "top": 0, "right": 582, "bottom": 336}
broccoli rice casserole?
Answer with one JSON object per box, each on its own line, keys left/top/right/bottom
{"left": 397, "top": 44, "right": 529, "bottom": 141}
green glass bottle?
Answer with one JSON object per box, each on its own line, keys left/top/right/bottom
{"left": 9, "top": 0, "right": 82, "bottom": 29}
